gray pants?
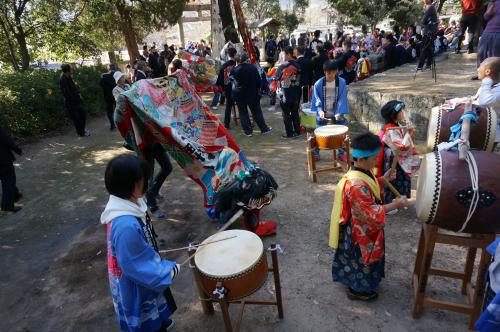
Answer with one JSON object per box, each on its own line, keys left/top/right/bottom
{"left": 477, "top": 32, "right": 500, "bottom": 67}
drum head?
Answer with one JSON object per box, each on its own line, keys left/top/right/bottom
{"left": 195, "top": 229, "right": 263, "bottom": 278}
{"left": 314, "top": 125, "right": 348, "bottom": 137}
{"left": 415, "top": 151, "right": 442, "bottom": 223}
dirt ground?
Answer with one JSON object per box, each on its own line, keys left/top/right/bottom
{"left": 0, "top": 91, "right": 477, "bottom": 332}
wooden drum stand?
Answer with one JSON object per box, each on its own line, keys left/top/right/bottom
{"left": 306, "top": 132, "right": 351, "bottom": 183}
{"left": 412, "top": 223, "right": 495, "bottom": 329}
{"left": 188, "top": 244, "right": 284, "bottom": 332}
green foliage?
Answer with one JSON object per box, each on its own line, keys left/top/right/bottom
{"left": 241, "top": 0, "right": 283, "bottom": 22}
{"left": 327, "top": 0, "right": 425, "bottom": 29}
{"left": 389, "top": 1, "right": 423, "bottom": 28}
{"left": 0, "top": 66, "right": 106, "bottom": 138}
{"left": 283, "top": 13, "right": 300, "bottom": 33}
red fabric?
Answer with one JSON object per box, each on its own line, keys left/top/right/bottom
{"left": 341, "top": 176, "right": 386, "bottom": 265}
{"left": 375, "top": 123, "right": 396, "bottom": 176}
{"left": 233, "top": 0, "right": 258, "bottom": 64}
{"left": 462, "top": 0, "right": 482, "bottom": 15}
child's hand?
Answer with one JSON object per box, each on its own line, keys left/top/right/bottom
{"left": 394, "top": 196, "right": 409, "bottom": 209}
{"left": 319, "top": 110, "right": 325, "bottom": 119}
{"left": 383, "top": 168, "right": 396, "bottom": 182}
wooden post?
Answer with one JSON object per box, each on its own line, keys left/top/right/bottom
{"left": 187, "top": 247, "right": 214, "bottom": 315}
{"left": 412, "top": 224, "right": 438, "bottom": 318}
{"left": 306, "top": 134, "right": 317, "bottom": 182}
{"left": 216, "top": 282, "right": 233, "bottom": 332}
{"left": 270, "top": 244, "right": 284, "bottom": 319}
{"left": 469, "top": 237, "right": 494, "bottom": 329}
{"left": 462, "top": 247, "right": 477, "bottom": 295}
{"left": 344, "top": 136, "right": 351, "bottom": 172}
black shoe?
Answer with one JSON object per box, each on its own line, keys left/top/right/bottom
{"left": 2, "top": 207, "right": 22, "bottom": 213}
{"left": 224, "top": 125, "right": 230, "bottom": 130}
{"left": 455, "top": 49, "right": 461, "bottom": 54}
{"left": 261, "top": 127, "right": 273, "bottom": 135}
{"left": 346, "top": 288, "right": 378, "bottom": 301}
{"left": 423, "top": 65, "right": 431, "bottom": 71}
{"left": 281, "top": 134, "right": 294, "bottom": 139}
{"left": 110, "top": 126, "right": 116, "bottom": 131}
{"left": 244, "top": 132, "right": 253, "bottom": 137}
{"left": 471, "top": 75, "right": 479, "bottom": 81}
{"left": 467, "top": 48, "right": 474, "bottom": 54}
{"left": 14, "top": 193, "right": 22, "bottom": 203}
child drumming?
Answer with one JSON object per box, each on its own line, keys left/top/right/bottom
{"left": 310, "top": 60, "right": 350, "bottom": 160}
{"left": 474, "top": 57, "right": 500, "bottom": 147}
{"left": 330, "top": 133, "right": 409, "bottom": 301}
{"left": 101, "top": 155, "right": 179, "bottom": 332}
{"left": 378, "top": 101, "right": 420, "bottom": 206}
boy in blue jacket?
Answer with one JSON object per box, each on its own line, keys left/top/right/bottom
{"left": 101, "top": 155, "right": 179, "bottom": 332}
{"left": 311, "top": 60, "right": 350, "bottom": 159}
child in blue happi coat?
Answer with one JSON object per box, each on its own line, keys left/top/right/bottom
{"left": 311, "top": 60, "right": 350, "bottom": 159}
{"left": 101, "top": 155, "right": 180, "bottom": 332}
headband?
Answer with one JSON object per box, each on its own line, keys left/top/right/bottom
{"left": 393, "top": 102, "right": 405, "bottom": 113}
{"left": 352, "top": 147, "right": 381, "bottom": 159}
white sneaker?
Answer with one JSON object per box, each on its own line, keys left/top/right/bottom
{"left": 267, "top": 106, "right": 276, "bottom": 112}
{"left": 211, "top": 106, "right": 218, "bottom": 110}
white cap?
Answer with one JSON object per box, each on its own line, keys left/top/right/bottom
{"left": 113, "top": 71, "right": 125, "bottom": 84}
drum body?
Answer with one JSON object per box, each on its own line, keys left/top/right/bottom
{"left": 416, "top": 150, "right": 500, "bottom": 234}
{"left": 300, "top": 103, "right": 317, "bottom": 129}
{"left": 426, "top": 104, "right": 497, "bottom": 152}
{"left": 314, "top": 125, "right": 348, "bottom": 149}
{"left": 195, "top": 230, "right": 268, "bottom": 301}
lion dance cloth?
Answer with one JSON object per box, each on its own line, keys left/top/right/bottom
{"left": 175, "top": 50, "right": 221, "bottom": 93}
{"left": 114, "top": 71, "right": 277, "bottom": 235}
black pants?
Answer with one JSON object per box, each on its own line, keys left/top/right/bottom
{"left": 223, "top": 89, "right": 233, "bottom": 128}
{"left": 458, "top": 14, "right": 478, "bottom": 52}
{"left": 280, "top": 100, "right": 301, "bottom": 136}
{"left": 301, "top": 86, "right": 310, "bottom": 103}
{"left": 105, "top": 98, "right": 116, "bottom": 129}
{"left": 66, "top": 102, "right": 86, "bottom": 136}
{"left": 236, "top": 100, "right": 269, "bottom": 135}
{"left": 0, "top": 162, "right": 19, "bottom": 211}
{"left": 144, "top": 144, "right": 173, "bottom": 210}
{"left": 417, "top": 34, "right": 435, "bottom": 69}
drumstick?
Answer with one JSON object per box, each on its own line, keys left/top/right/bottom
{"left": 217, "top": 209, "right": 245, "bottom": 233}
{"left": 381, "top": 177, "right": 401, "bottom": 198}
{"left": 158, "top": 235, "right": 237, "bottom": 254}
{"left": 177, "top": 235, "right": 239, "bottom": 267}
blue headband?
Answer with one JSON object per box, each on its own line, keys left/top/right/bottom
{"left": 393, "top": 102, "right": 405, "bottom": 113}
{"left": 352, "top": 147, "right": 381, "bottom": 159}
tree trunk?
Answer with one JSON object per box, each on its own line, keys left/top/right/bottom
{"left": 437, "top": 0, "right": 446, "bottom": 14}
{"left": 15, "top": 26, "right": 30, "bottom": 71}
{"left": 115, "top": 1, "right": 140, "bottom": 63}
{"left": 218, "top": 0, "right": 240, "bottom": 43}
{"left": 108, "top": 51, "right": 117, "bottom": 64}
{"left": 0, "top": 18, "right": 19, "bottom": 71}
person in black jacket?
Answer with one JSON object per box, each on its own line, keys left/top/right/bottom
{"left": 135, "top": 61, "right": 148, "bottom": 81}
{"left": 99, "top": 64, "right": 117, "bottom": 130}
{"left": 274, "top": 46, "right": 302, "bottom": 138}
{"left": 417, "top": 0, "right": 439, "bottom": 71}
{"left": 336, "top": 40, "right": 359, "bottom": 85}
{"left": 312, "top": 44, "right": 328, "bottom": 83}
{"left": 383, "top": 36, "right": 399, "bottom": 70}
{"left": 295, "top": 46, "right": 313, "bottom": 103}
{"left": 148, "top": 46, "right": 161, "bottom": 78}
{"left": 0, "top": 126, "right": 22, "bottom": 212}
{"left": 59, "top": 64, "right": 89, "bottom": 137}
{"left": 216, "top": 48, "right": 237, "bottom": 129}
{"left": 230, "top": 54, "right": 273, "bottom": 137}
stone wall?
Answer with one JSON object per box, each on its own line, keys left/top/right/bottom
{"left": 345, "top": 53, "right": 480, "bottom": 141}
{"left": 347, "top": 89, "right": 444, "bottom": 141}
